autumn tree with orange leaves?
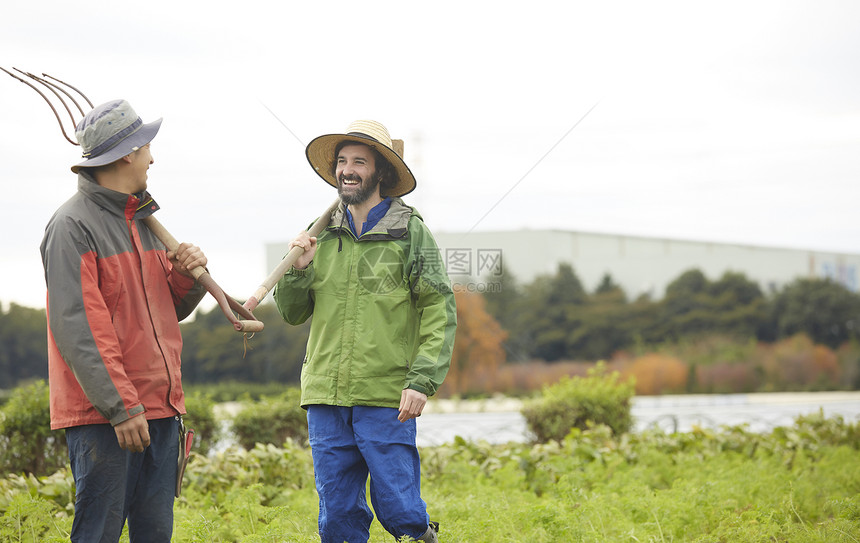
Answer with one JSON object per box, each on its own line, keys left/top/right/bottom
{"left": 440, "top": 289, "right": 508, "bottom": 397}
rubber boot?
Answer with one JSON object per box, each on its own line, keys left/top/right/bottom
{"left": 416, "top": 521, "right": 440, "bottom": 542}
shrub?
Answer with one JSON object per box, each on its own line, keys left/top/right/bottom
{"left": 521, "top": 362, "right": 635, "bottom": 443}
{"left": 184, "top": 381, "right": 297, "bottom": 402}
{"left": 232, "top": 388, "right": 308, "bottom": 449}
{"left": 182, "top": 441, "right": 315, "bottom": 506}
{"left": 836, "top": 340, "right": 860, "bottom": 389}
{"left": 0, "top": 381, "right": 67, "bottom": 476}
{"left": 183, "top": 389, "right": 222, "bottom": 456}
{"left": 620, "top": 353, "right": 688, "bottom": 395}
{"left": 0, "top": 382, "right": 225, "bottom": 474}
{"left": 694, "top": 361, "right": 762, "bottom": 393}
{"left": 759, "top": 334, "right": 842, "bottom": 391}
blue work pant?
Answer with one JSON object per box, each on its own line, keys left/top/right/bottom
{"left": 65, "top": 417, "right": 179, "bottom": 543}
{"left": 307, "top": 405, "right": 430, "bottom": 543}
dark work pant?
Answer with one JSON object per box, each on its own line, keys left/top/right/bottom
{"left": 66, "top": 417, "right": 179, "bottom": 543}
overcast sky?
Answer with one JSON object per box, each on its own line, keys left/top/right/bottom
{"left": 2, "top": 0, "right": 859, "bottom": 311}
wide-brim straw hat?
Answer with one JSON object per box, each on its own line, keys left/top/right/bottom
{"left": 305, "top": 120, "right": 416, "bottom": 197}
{"left": 71, "top": 99, "right": 161, "bottom": 173}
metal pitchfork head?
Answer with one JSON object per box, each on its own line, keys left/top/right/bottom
{"left": 2, "top": 67, "right": 264, "bottom": 335}
{"left": 0, "top": 67, "right": 93, "bottom": 145}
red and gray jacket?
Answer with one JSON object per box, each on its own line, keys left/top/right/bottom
{"left": 40, "top": 173, "right": 206, "bottom": 430}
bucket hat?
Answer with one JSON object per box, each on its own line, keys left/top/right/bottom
{"left": 71, "top": 99, "right": 162, "bottom": 173}
{"left": 305, "top": 120, "right": 416, "bottom": 197}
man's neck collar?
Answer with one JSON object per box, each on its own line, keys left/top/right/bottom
{"left": 347, "top": 193, "right": 385, "bottom": 219}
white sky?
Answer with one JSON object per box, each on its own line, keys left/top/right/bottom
{"left": 1, "top": 0, "right": 859, "bottom": 311}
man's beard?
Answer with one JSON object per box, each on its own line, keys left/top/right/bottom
{"left": 338, "top": 173, "right": 380, "bottom": 205}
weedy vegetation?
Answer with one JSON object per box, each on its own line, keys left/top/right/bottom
{"left": 2, "top": 375, "right": 859, "bottom": 542}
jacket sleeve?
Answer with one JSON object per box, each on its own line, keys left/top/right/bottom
{"left": 273, "top": 263, "right": 316, "bottom": 325}
{"left": 404, "top": 219, "right": 457, "bottom": 396}
{"left": 42, "top": 216, "right": 144, "bottom": 426}
{"left": 166, "top": 262, "right": 207, "bottom": 321}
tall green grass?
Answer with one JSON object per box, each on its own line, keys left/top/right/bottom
{"left": 2, "top": 411, "right": 858, "bottom": 542}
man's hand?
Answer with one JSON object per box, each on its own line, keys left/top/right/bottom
{"left": 114, "top": 414, "right": 151, "bottom": 453}
{"left": 168, "top": 242, "right": 207, "bottom": 278}
{"left": 398, "top": 388, "right": 428, "bottom": 422}
{"left": 289, "top": 231, "right": 318, "bottom": 270}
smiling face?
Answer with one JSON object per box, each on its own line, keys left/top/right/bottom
{"left": 90, "top": 142, "right": 156, "bottom": 195}
{"left": 128, "top": 143, "right": 154, "bottom": 192}
{"left": 335, "top": 143, "right": 381, "bottom": 205}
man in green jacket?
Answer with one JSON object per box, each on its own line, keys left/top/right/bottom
{"left": 274, "top": 120, "right": 456, "bottom": 543}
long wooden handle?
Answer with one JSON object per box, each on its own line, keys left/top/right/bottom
{"left": 142, "top": 215, "right": 264, "bottom": 333}
{"left": 243, "top": 197, "right": 341, "bottom": 311}
{"left": 142, "top": 216, "right": 206, "bottom": 280}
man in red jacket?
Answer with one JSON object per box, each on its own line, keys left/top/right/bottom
{"left": 40, "top": 99, "right": 208, "bottom": 543}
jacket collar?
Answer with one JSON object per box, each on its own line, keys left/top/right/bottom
{"left": 330, "top": 196, "right": 416, "bottom": 239}
{"left": 77, "top": 171, "right": 161, "bottom": 220}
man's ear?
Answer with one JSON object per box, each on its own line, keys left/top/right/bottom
{"left": 120, "top": 153, "right": 134, "bottom": 164}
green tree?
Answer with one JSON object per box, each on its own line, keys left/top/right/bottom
{"left": 0, "top": 303, "right": 48, "bottom": 388}
{"left": 658, "top": 269, "right": 766, "bottom": 341}
{"left": 483, "top": 268, "right": 535, "bottom": 363}
{"left": 180, "top": 303, "right": 310, "bottom": 384}
{"left": 659, "top": 269, "right": 713, "bottom": 339}
{"left": 520, "top": 263, "right": 587, "bottom": 361}
{"left": 769, "top": 278, "right": 860, "bottom": 348}
{"left": 594, "top": 273, "right": 624, "bottom": 296}
{"left": 710, "top": 271, "right": 763, "bottom": 305}
{"left": 625, "top": 292, "right": 664, "bottom": 347}
{"left": 572, "top": 275, "right": 632, "bottom": 359}
{"left": 491, "top": 268, "right": 643, "bottom": 362}
{"left": 709, "top": 271, "right": 767, "bottom": 338}
{"left": 482, "top": 268, "right": 520, "bottom": 323}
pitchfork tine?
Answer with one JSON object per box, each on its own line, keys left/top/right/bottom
{"left": 1, "top": 67, "right": 77, "bottom": 145}
{"left": 27, "top": 72, "right": 87, "bottom": 117}
{"left": 43, "top": 73, "right": 94, "bottom": 109}
{"left": 14, "top": 68, "right": 80, "bottom": 127}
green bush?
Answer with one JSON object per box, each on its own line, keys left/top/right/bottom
{"left": 0, "top": 381, "right": 67, "bottom": 476}
{"left": 183, "top": 441, "right": 315, "bottom": 505}
{"left": 184, "top": 381, "right": 298, "bottom": 402}
{"left": 521, "top": 362, "right": 635, "bottom": 443}
{"left": 0, "top": 381, "right": 225, "bottom": 475}
{"left": 231, "top": 388, "right": 308, "bottom": 449}
{"left": 183, "top": 389, "right": 222, "bottom": 456}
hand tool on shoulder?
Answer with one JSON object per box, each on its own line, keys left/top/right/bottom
{"left": 143, "top": 214, "right": 263, "bottom": 332}
{"left": 3, "top": 67, "right": 263, "bottom": 333}
{"left": 243, "top": 197, "right": 341, "bottom": 312}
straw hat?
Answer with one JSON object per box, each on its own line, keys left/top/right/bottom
{"left": 305, "top": 120, "right": 416, "bottom": 197}
{"left": 71, "top": 99, "right": 162, "bottom": 173}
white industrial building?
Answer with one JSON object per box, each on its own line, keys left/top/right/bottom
{"left": 432, "top": 230, "right": 860, "bottom": 299}
{"left": 266, "top": 229, "right": 860, "bottom": 300}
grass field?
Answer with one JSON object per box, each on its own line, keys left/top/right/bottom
{"left": 2, "top": 411, "right": 859, "bottom": 542}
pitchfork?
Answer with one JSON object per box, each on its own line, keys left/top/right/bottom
{"left": 2, "top": 67, "right": 263, "bottom": 333}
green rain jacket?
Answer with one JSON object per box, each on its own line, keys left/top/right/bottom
{"left": 273, "top": 198, "right": 457, "bottom": 408}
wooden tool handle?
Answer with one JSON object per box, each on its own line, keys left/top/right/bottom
{"left": 142, "top": 214, "right": 265, "bottom": 332}
{"left": 142, "top": 215, "right": 206, "bottom": 281}
{"left": 244, "top": 197, "right": 341, "bottom": 311}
